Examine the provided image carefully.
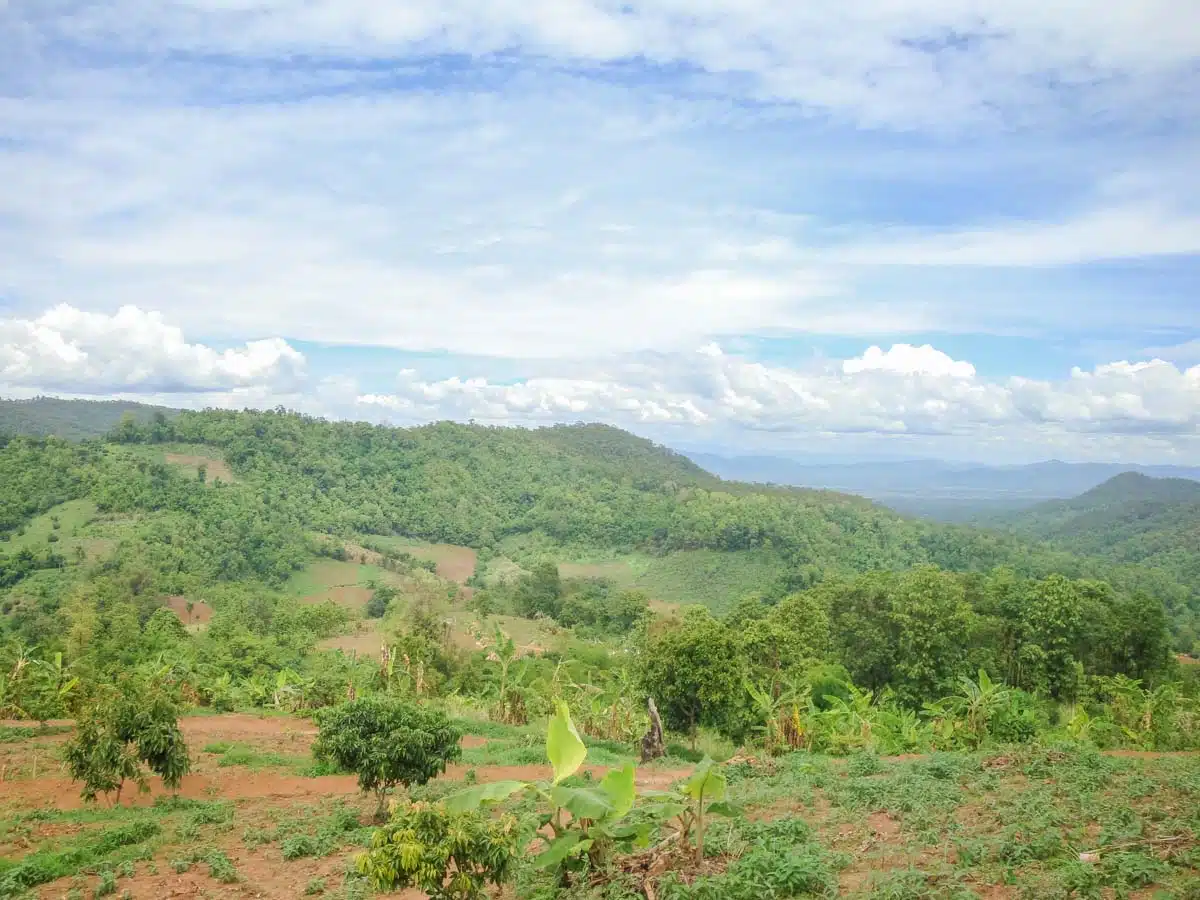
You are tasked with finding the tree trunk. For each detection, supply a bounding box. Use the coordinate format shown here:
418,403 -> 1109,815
640,697 -> 665,762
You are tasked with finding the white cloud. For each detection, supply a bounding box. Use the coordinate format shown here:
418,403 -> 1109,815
23,0 -> 1200,128
353,342 -> 1200,442
843,344 -> 976,378
829,206 -> 1200,267
0,305 -> 305,393
1011,359 -> 1200,434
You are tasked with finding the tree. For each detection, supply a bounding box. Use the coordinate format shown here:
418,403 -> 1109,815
638,607 -> 746,746
313,697 -> 462,819
888,566 -> 973,706
365,583 -> 397,619
1025,574 -> 1084,699
63,677 -> 191,804
512,562 -> 562,619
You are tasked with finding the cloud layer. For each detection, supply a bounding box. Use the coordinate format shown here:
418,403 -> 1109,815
360,342 -> 1200,439
1,2 -> 1198,462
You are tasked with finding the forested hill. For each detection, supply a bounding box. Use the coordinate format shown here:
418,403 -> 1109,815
124,410 -> 904,559
111,410 -> 1192,598
997,473 -> 1200,589
0,396 -> 176,441
1,406 -> 1198,655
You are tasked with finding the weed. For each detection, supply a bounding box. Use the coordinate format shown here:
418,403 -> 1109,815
305,877 -> 327,895
206,850 -> 239,884
0,820 -> 160,896
93,871 -> 117,898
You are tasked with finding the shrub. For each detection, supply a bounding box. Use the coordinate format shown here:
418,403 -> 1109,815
313,698 -> 461,818
357,802 -> 520,900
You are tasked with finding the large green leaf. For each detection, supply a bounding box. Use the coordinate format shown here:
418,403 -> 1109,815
444,780 -> 529,812
682,757 -> 726,803
533,832 -> 592,869
599,763 -> 636,820
546,700 -> 587,785
550,785 -> 614,821
641,799 -> 688,822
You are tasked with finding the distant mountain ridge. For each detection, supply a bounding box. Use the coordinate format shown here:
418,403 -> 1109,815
0,396 -> 178,441
686,452 -> 1200,520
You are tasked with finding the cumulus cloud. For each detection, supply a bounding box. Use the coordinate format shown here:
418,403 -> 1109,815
843,345 -> 976,378
0,305 -> 306,393
354,343 -> 1200,440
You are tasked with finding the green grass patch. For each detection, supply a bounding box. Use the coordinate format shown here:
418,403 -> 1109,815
1,499 -> 98,557
202,741 -> 315,774
632,549 -> 787,614
283,560 -> 389,597
0,724 -> 72,743
0,821 -> 160,898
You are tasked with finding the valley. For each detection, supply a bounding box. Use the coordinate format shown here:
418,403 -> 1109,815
1,405 -> 1199,899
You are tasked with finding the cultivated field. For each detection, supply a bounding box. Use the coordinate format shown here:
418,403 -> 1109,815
2,715 -> 1199,899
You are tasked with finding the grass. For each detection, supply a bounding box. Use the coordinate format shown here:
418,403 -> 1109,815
120,442 -> 236,484
283,560 -> 391,598
495,543 -> 789,614
632,549 -> 788,614
352,536 -> 477,582
242,801 -> 372,861
0,820 -> 160,898
0,499 -> 98,557
0,724 -> 72,743
3,720 -> 1199,898
201,741 -> 320,774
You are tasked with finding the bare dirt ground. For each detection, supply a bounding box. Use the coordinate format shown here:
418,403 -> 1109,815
166,595 -> 214,626
164,452 -> 236,484
2,713 -> 690,899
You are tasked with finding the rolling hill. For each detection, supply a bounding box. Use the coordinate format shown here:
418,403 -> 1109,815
998,472 -> 1200,596
0,396 -> 177,441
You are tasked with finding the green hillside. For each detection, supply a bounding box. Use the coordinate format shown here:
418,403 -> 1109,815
0,396 -> 177,441
1000,472 -> 1200,593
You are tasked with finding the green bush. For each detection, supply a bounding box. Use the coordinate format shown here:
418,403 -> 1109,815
357,801 -> 520,899
313,698 -> 462,819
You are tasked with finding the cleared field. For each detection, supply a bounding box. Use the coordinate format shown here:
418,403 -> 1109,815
283,560 -> 388,597
630,549 -> 787,613
164,452 -> 236,484
0,499 -> 97,557
362,537 -> 478,583
166,596 -> 214,628
555,549 -> 785,615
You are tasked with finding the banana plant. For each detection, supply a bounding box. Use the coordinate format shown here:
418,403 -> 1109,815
642,758 -> 740,863
745,677 -> 810,755
924,668 -> 1012,749
446,701 -> 642,882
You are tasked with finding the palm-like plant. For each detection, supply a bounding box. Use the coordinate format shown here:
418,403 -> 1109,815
745,677 -> 811,755
924,669 -> 1011,749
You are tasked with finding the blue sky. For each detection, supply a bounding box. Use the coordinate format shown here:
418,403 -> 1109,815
1,1 -> 1198,463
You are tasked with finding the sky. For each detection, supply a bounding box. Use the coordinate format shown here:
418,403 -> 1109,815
1,1 -> 1198,464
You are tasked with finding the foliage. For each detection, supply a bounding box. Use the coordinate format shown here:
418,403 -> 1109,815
446,701 -> 643,883
63,677 -> 190,803
357,801 -> 521,899
313,697 -> 462,817
644,758 -> 740,863
638,608 -> 747,744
